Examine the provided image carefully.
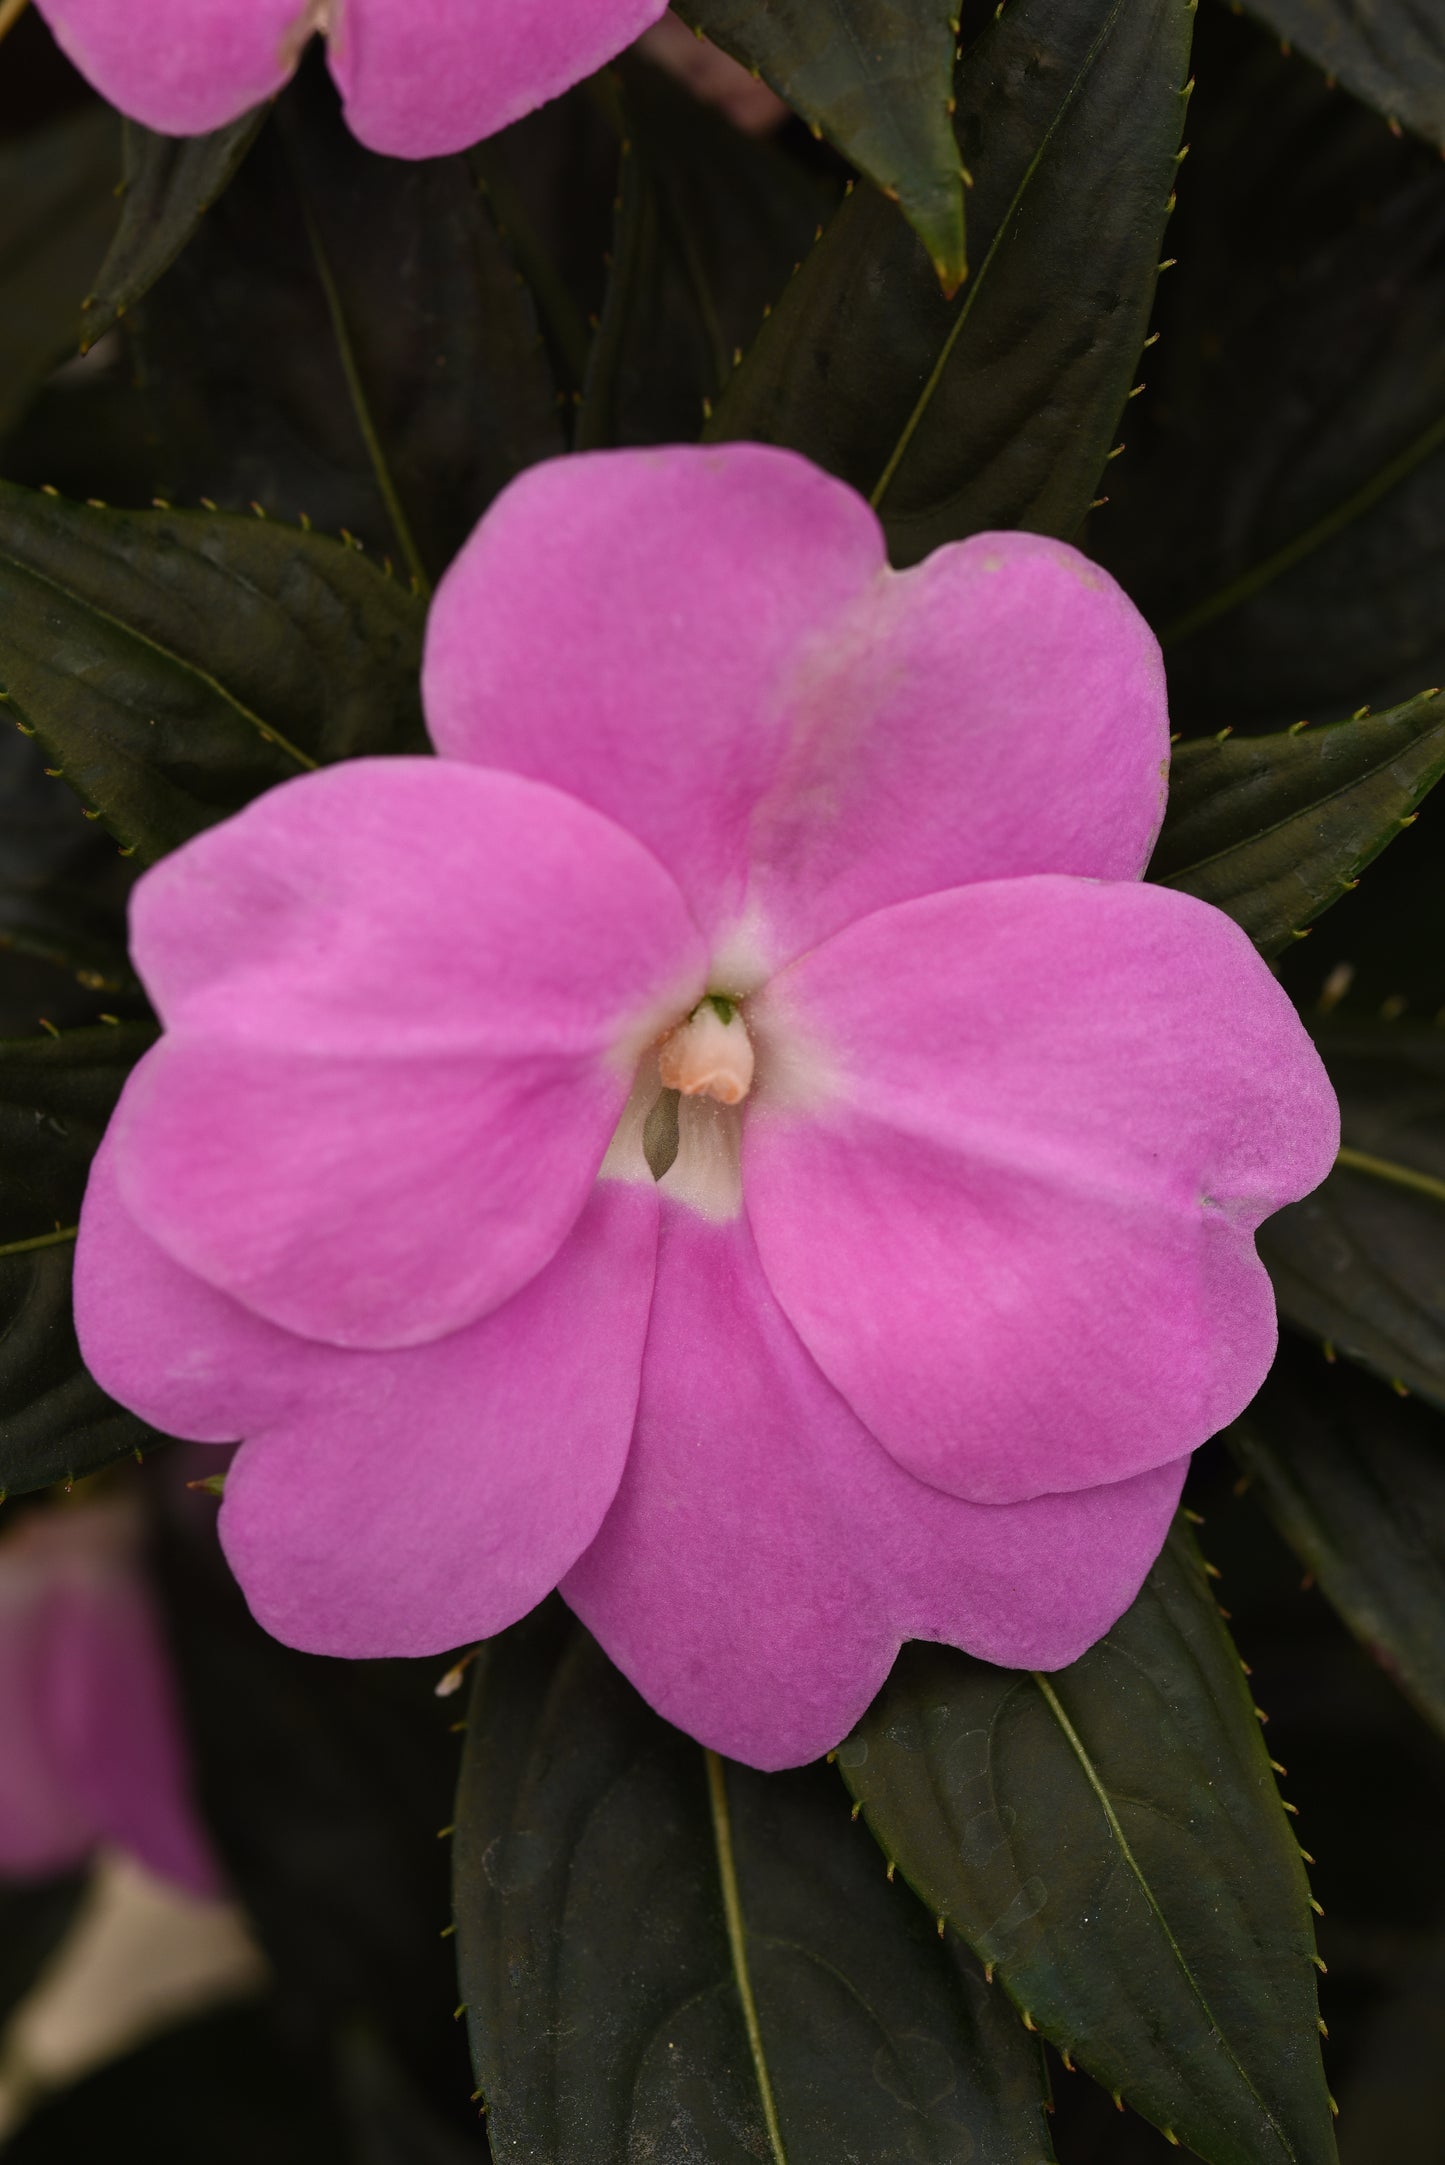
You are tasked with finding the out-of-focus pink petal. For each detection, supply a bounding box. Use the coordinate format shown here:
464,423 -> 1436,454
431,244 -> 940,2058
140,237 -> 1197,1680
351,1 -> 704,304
76,1145 -> 658,1658
747,876 -> 1339,1507
638,15 -> 790,135
330,0 -> 670,157
115,759 -> 702,1350
0,1506 -> 218,1895
424,448 -> 1168,966
563,1208 -> 1187,1771
34,0 -> 302,136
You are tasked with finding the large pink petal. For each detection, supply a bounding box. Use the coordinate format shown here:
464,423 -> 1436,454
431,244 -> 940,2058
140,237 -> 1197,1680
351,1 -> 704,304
76,1143 -> 657,1657
116,758 -> 702,1349
423,447 -> 1167,966
563,1208 -> 1187,1771
34,0 -> 303,135
330,0 -> 670,156
746,876 -> 1339,1507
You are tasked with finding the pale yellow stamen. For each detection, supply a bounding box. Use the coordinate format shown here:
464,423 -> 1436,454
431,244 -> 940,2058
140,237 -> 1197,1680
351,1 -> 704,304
658,1000 -> 754,1107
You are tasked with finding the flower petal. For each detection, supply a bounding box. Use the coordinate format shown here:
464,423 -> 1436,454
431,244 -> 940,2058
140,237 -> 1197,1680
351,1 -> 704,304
116,758 -> 703,1349
76,1142 -> 658,1657
329,0 -> 670,157
746,876 -> 1339,1506
424,446 -> 1168,966
563,1208 -> 1187,1771
34,0 -> 303,136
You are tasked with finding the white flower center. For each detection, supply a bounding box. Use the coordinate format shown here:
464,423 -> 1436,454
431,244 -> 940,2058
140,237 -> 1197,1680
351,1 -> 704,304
657,996 -> 754,1107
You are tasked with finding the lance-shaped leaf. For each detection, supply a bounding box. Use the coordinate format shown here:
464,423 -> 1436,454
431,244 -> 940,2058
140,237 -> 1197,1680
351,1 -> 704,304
708,0 -> 1192,562
1260,1022 -> 1445,1408
0,482 -> 427,862
676,0 -> 966,287
0,1023 -> 157,1497
0,109 -> 120,441
1149,689 -> 1445,956
1095,13 -> 1445,731
840,1524 -> 1335,2165
1241,0 -> 1445,151
454,1605 -> 1056,2164
80,110 -> 268,353
1230,1336 -> 1445,1743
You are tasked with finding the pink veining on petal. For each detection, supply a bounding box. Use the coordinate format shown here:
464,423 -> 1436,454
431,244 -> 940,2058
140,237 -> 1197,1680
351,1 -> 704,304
77,1142 -> 658,1658
113,758 -> 703,1351
564,1207 -> 1189,1770
424,446 -> 1170,968
745,874 -> 1339,1506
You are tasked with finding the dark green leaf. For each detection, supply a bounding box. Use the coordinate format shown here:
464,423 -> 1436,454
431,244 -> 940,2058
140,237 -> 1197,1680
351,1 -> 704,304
1094,11 -> 1445,730
0,1023 -> 157,1496
709,0 -> 1192,562
454,1605 -> 1056,2164
129,62 -> 561,583
1241,0 -> 1445,150
677,0 -> 966,286
841,1523 -> 1335,2165
1230,1335 -> 1445,1742
1149,689 -> 1445,956
80,109 -> 268,353
0,109 -> 120,440
578,57 -> 834,452
1260,1021 -> 1445,1408
0,482 -> 427,861
0,729 -> 134,1002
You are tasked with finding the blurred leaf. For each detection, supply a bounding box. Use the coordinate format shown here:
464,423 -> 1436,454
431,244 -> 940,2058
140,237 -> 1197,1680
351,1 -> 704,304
1094,10 -> 1445,729
578,57 -> 833,452
154,1504 -> 470,2109
709,0 -> 1192,563
0,482 -> 427,861
1260,1022 -> 1445,1407
0,1023 -> 156,1496
80,109 -> 268,352
677,0 -> 966,285
0,2000 -> 349,2165
1150,689 -> 1445,956
0,108 -> 120,439
0,1876 -> 85,2028
841,1523 -> 1336,2165
454,1604 -> 1056,2164
1242,0 -> 1445,150
0,728 -> 134,1001
1230,1336 -> 1445,1742
129,61 -> 561,581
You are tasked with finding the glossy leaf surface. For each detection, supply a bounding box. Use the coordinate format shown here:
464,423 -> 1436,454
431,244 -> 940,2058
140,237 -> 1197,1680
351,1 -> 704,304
0,1023 -> 155,1496
678,0 -> 966,286
1261,1022 -> 1445,1407
840,1525 -> 1336,2165
0,483 -> 426,862
1231,1335 -> 1445,1741
1242,0 -> 1445,150
710,0 -> 1192,562
1150,690 -> 1445,956
454,1606 -> 1055,2164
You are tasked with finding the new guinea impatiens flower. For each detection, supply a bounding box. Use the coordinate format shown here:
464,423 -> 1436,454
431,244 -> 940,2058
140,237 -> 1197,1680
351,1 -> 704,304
33,0 -> 668,154
74,444 -> 1339,1771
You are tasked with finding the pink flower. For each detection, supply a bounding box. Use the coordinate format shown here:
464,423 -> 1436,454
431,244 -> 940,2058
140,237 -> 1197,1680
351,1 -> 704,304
639,14 -> 789,136
33,0 -> 669,154
0,1501 -> 218,1894
74,444 -> 1338,1770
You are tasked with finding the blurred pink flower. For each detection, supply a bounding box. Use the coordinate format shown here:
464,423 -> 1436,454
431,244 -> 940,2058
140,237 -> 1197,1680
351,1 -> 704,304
0,1501 -> 218,1893
33,0 -> 668,153
74,444 -> 1337,1770
638,13 -> 788,135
